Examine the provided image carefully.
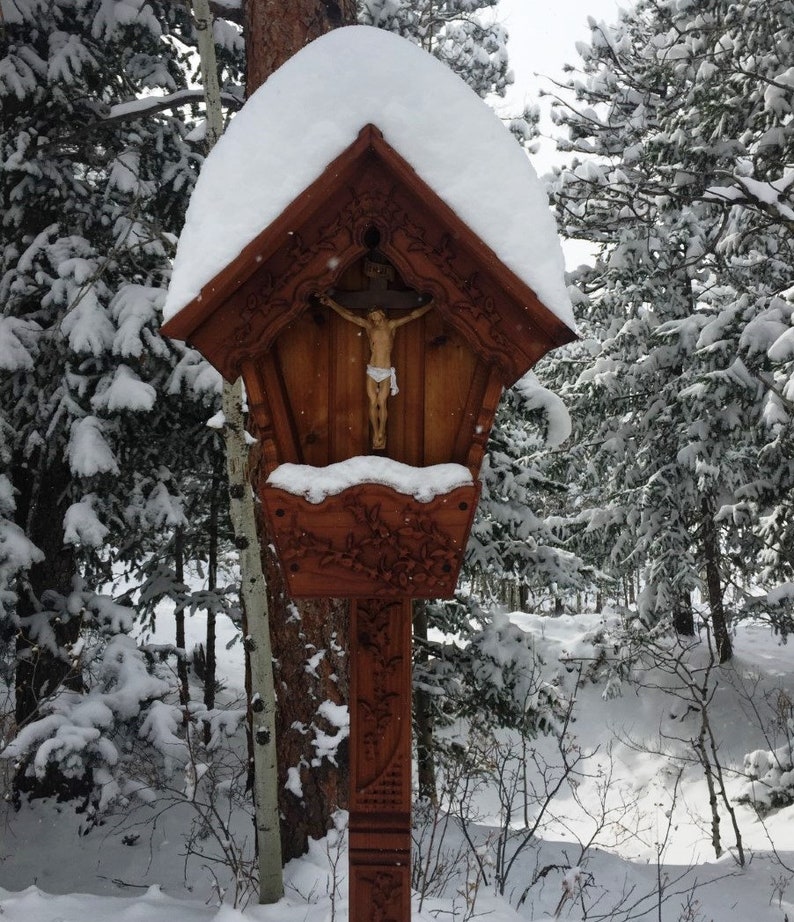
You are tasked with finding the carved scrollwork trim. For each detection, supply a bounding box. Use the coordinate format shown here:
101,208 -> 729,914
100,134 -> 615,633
213,161 -> 524,380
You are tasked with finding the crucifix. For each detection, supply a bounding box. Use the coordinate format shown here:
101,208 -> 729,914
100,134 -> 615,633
318,255 -> 433,450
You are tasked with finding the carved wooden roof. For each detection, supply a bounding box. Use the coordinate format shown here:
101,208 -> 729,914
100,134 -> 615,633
161,124 -> 576,387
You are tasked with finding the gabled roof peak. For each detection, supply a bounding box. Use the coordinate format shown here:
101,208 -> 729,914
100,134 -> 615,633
163,25 -> 575,332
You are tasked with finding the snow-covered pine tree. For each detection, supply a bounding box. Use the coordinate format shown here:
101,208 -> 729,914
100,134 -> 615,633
466,375 -> 587,610
360,0 -> 512,100
0,0 -> 242,801
545,0 -> 794,652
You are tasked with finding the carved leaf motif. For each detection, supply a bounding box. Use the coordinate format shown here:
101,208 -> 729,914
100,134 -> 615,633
263,479 -> 478,597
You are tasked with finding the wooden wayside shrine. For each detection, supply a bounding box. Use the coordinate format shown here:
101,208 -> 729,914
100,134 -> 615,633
162,120 -> 575,921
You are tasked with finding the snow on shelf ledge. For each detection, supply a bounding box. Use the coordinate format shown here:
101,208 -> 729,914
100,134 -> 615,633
266,457 -> 473,504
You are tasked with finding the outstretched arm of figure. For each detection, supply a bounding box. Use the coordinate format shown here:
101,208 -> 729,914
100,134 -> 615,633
318,292 -> 369,328
391,299 -> 434,329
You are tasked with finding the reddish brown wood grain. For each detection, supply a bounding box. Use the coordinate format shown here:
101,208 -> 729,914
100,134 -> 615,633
161,125 -> 576,489
239,292 -> 488,479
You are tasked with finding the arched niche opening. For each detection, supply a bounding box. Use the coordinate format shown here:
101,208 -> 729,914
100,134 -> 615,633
244,248 -> 493,475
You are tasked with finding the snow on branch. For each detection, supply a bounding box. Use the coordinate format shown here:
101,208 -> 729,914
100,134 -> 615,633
512,371 -> 572,447
103,88 -> 243,126
705,170 -> 794,226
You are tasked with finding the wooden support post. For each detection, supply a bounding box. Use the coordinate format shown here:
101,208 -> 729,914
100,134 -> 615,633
349,598 -> 413,922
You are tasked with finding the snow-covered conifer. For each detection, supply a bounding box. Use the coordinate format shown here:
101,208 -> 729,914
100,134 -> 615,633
361,0 -> 512,100
467,379 -> 587,611
546,0 -> 794,648
0,0 -> 241,799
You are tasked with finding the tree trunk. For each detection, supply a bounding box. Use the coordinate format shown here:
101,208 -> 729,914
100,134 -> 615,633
244,0 -> 357,93
221,379 -> 284,900
189,0 -> 284,901
413,601 -> 437,804
244,0 -> 356,863
173,528 -> 191,723
202,470 -> 220,744
672,591 -> 694,637
263,538 -> 350,861
13,454 -> 80,729
701,495 -> 732,662
12,452 -> 86,802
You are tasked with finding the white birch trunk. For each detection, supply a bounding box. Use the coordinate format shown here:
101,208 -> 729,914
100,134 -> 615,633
189,0 -> 284,902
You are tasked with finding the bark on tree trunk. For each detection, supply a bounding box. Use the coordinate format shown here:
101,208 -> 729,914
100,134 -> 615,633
701,495 -> 732,663
173,528 -> 191,724
244,0 -> 357,93
202,469 -> 220,744
12,453 -> 86,802
244,0 -> 356,863
264,539 -> 350,862
221,379 -> 284,900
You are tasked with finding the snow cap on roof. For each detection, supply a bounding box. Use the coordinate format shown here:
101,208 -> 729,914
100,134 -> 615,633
163,25 -> 575,330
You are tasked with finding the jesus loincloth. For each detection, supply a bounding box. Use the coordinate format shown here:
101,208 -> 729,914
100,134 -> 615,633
367,365 -> 399,396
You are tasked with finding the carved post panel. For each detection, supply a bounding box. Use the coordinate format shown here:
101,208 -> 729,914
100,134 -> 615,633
348,599 -> 413,920
161,26 -> 575,922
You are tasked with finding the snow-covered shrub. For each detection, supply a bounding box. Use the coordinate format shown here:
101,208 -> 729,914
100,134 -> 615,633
420,597 -> 566,737
459,611 -> 564,734
738,693 -> 794,813
465,380 -> 588,612
558,611 -> 640,697
738,742 -> 794,813
2,583 -> 244,821
423,657 -> 588,906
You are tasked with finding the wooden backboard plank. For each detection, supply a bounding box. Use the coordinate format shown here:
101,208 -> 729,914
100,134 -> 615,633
275,307 -> 332,467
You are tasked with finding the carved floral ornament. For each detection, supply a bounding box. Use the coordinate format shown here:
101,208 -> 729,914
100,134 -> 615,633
223,184 -> 511,376
261,481 -> 480,599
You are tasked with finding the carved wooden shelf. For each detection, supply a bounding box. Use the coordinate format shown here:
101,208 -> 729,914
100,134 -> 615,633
261,480 -> 481,599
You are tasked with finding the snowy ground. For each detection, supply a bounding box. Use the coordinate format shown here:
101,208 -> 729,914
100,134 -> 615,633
2,610 -> 793,922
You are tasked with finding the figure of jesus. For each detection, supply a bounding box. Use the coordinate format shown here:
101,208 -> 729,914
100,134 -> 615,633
318,293 -> 433,450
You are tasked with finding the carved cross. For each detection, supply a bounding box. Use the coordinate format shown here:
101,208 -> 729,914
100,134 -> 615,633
328,254 -> 430,312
